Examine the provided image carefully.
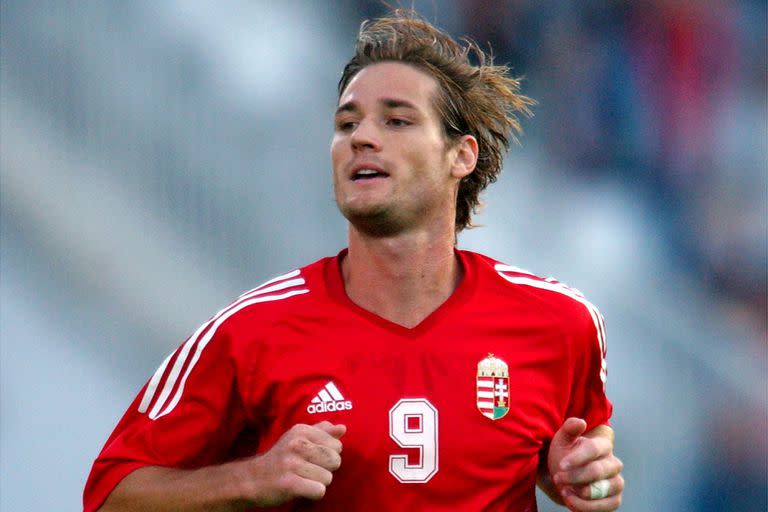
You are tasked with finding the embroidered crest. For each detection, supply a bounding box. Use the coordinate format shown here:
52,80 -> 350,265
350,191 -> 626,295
476,354 -> 510,420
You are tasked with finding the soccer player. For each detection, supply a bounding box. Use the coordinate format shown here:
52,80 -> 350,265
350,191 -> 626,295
85,10 -> 624,512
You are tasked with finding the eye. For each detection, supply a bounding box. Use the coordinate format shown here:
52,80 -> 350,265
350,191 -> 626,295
336,120 -> 357,132
387,118 -> 412,128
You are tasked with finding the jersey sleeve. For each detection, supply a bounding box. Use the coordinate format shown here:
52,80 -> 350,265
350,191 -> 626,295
564,303 -> 612,430
83,319 -> 248,512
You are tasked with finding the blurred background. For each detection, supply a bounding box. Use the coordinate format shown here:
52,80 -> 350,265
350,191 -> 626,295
1,1 -> 766,510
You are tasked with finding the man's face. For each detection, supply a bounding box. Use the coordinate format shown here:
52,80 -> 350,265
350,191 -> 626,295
331,62 -> 459,236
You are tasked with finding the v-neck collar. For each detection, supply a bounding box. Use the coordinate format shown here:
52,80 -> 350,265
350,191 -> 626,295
324,248 -> 477,338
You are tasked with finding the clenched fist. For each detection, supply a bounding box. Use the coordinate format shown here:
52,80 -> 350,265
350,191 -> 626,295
242,421 -> 347,507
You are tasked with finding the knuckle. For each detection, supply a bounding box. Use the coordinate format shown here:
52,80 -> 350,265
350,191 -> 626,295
288,437 -> 310,454
577,466 -> 598,484
586,438 -> 601,454
598,458 -> 613,477
283,454 -> 302,473
277,473 -> 299,495
329,453 -> 342,470
303,480 -> 327,501
290,423 -> 311,435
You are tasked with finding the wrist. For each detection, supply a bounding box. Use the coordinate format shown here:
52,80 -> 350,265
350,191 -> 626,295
225,458 -> 262,509
537,444 -> 565,506
536,467 -> 565,505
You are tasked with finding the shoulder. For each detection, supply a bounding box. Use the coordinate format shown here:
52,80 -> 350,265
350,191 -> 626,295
135,258 -> 335,420
211,256 -> 334,338
463,249 -> 605,331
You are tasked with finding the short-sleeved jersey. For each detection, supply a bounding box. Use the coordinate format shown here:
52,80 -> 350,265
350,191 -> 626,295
84,249 -> 611,512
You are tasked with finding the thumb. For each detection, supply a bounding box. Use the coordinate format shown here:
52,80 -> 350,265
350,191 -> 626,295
315,421 -> 347,439
552,417 -> 587,448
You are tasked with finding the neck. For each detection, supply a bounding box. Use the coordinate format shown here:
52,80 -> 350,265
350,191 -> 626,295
341,223 -> 462,328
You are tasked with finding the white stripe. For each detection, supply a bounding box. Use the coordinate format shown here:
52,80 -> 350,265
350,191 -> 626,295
151,288 -> 309,419
494,263 -> 535,276
145,319 -> 214,417
477,381 -> 495,389
598,311 -> 607,354
477,391 -> 495,399
237,269 -> 301,299
325,382 -> 345,401
138,351 -> 174,413
236,278 -> 305,304
477,400 -> 494,408
318,389 -> 333,402
546,277 -> 585,298
496,273 -> 607,377
141,278 -> 305,417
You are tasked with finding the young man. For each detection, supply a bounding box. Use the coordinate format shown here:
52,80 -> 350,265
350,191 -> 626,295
85,11 -> 624,512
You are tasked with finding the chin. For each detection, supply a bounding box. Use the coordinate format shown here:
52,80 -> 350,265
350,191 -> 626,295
341,206 -> 406,238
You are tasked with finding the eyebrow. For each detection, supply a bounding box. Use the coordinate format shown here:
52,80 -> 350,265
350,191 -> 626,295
335,98 -> 420,116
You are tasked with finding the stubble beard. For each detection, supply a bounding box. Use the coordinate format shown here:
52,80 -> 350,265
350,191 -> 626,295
333,176 -> 448,238
337,200 -> 409,238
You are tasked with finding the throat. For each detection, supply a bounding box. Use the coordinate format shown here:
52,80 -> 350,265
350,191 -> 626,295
341,246 -> 463,328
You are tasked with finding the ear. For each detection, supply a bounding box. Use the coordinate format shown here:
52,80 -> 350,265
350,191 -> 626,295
450,135 -> 478,180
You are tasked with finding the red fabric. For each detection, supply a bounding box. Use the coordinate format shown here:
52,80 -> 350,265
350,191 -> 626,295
84,250 -> 612,512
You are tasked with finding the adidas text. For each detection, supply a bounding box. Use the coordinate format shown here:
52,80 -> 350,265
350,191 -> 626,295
307,400 -> 353,414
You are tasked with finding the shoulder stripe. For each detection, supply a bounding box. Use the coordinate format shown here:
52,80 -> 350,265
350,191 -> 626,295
495,267 -> 607,384
236,269 -> 301,299
138,271 -> 308,419
494,263 -> 536,276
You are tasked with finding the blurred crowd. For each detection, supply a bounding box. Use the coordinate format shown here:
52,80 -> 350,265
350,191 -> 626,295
360,0 -> 767,346
464,0 -> 767,344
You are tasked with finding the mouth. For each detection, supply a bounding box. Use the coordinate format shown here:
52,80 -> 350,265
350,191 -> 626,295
351,168 -> 389,181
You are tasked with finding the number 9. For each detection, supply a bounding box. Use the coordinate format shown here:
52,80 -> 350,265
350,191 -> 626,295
389,398 -> 439,483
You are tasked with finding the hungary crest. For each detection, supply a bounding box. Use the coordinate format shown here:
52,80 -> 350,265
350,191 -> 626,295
476,354 -> 510,420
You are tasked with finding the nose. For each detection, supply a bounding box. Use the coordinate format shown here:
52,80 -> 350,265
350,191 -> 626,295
350,119 -> 381,152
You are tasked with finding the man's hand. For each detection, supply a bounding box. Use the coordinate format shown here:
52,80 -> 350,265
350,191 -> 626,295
242,421 -> 346,507
97,421 -> 346,512
545,418 -> 624,511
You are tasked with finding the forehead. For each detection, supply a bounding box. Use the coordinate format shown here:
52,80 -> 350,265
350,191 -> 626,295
338,62 -> 440,111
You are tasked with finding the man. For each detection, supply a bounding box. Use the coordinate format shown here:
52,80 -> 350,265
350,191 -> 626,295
85,11 -> 624,512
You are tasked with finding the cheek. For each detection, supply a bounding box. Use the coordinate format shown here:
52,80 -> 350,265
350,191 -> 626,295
330,138 -> 346,171
407,140 -> 449,179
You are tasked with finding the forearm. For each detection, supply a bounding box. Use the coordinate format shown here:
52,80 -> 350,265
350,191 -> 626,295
98,462 -> 254,512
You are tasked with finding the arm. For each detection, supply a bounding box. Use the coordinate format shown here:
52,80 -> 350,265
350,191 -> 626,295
99,422 -> 346,512
537,418 -> 624,512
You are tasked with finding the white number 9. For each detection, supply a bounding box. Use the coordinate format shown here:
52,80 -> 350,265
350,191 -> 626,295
388,398 -> 439,483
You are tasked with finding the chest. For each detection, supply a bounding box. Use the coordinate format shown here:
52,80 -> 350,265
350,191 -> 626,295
244,314 -> 570,492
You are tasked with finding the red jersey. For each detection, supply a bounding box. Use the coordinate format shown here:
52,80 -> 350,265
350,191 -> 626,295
84,249 -> 611,512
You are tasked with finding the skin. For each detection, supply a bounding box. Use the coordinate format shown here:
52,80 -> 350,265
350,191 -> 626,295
542,419 -> 625,511
99,422 -> 346,511
98,61 -> 624,511
331,62 -> 477,329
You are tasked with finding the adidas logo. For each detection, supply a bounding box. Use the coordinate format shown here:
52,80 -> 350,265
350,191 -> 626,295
307,381 -> 353,414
